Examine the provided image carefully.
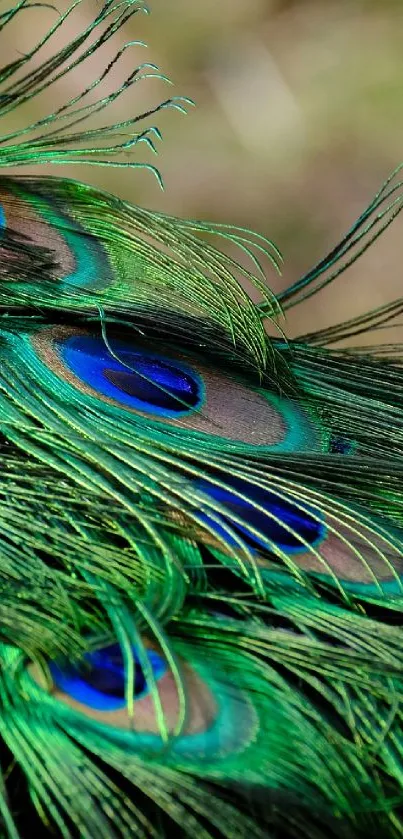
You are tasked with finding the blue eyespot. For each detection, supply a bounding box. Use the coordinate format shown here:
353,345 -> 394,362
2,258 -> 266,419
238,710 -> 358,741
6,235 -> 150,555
196,476 -> 325,553
0,205 -> 5,230
49,644 -> 167,711
60,335 -> 204,416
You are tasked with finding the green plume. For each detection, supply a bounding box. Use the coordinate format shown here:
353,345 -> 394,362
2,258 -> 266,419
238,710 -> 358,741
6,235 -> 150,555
0,2 -> 403,839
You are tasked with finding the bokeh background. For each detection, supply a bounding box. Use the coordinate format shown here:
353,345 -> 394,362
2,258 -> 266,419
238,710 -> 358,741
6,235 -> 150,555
3,0 -> 403,337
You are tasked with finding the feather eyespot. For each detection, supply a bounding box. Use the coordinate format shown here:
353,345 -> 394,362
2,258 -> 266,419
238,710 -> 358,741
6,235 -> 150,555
60,334 -> 204,417
196,477 -> 325,554
27,639 -> 261,772
48,644 -> 167,712
31,326 -> 326,451
0,180 -> 111,289
195,478 -> 403,594
29,641 -> 226,741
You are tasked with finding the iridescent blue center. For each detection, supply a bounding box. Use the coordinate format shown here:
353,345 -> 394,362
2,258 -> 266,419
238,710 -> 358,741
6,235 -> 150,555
196,475 -> 325,553
50,644 -> 166,711
0,205 -> 5,230
60,335 -> 203,416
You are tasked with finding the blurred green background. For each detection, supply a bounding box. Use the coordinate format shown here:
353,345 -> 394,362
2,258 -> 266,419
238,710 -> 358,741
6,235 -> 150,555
3,0 -> 403,336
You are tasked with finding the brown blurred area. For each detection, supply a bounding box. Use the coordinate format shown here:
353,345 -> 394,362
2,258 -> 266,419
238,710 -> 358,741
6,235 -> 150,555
3,0 -> 403,338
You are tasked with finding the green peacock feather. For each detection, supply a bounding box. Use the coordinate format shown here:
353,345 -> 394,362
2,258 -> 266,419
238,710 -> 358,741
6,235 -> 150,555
0,2 -> 403,838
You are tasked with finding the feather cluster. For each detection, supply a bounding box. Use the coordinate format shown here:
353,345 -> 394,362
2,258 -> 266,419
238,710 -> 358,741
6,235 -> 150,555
0,3 -> 403,839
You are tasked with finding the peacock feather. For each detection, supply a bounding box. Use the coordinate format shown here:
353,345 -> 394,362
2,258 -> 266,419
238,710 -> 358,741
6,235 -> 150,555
1,2 -> 403,838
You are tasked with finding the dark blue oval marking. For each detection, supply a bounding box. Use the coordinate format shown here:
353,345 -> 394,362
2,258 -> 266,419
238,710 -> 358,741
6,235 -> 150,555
50,644 -> 167,711
196,476 -> 325,553
329,436 -> 354,455
60,335 -> 204,417
0,205 -> 6,230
